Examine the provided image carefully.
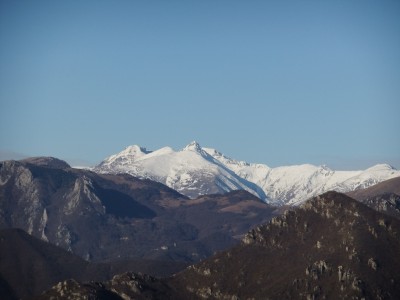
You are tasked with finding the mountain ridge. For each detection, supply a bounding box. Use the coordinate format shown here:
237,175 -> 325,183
95,142 -> 400,205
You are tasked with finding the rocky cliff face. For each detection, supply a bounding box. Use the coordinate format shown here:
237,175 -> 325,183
0,159 -> 157,260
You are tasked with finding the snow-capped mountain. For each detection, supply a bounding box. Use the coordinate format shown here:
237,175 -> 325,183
95,142 -> 267,200
95,142 -> 400,205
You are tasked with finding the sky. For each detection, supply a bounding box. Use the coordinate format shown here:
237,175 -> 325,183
0,0 -> 399,169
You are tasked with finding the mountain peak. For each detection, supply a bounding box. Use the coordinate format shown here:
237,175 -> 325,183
182,141 -> 203,152
96,145 -> 151,169
116,145 -> 151,159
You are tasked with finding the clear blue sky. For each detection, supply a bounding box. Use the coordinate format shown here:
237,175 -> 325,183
1,0 -> 399,169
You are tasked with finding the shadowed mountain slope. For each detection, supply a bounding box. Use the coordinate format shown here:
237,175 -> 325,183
37,192 -> 400,299
0,228 -> 91,299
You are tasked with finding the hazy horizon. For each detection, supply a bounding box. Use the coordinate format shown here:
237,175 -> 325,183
1,142 -> 399,171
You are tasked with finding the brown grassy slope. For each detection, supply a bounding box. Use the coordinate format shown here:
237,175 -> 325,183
347,176 -> 400,200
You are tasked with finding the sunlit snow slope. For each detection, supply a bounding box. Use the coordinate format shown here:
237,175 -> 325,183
95,142 -> 400,205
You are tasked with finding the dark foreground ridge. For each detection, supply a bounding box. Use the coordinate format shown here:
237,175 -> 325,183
0,228 -> 186,300
36,191 -> 400,299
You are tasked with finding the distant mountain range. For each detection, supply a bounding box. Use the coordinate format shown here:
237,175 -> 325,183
95,141 -> 400,205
